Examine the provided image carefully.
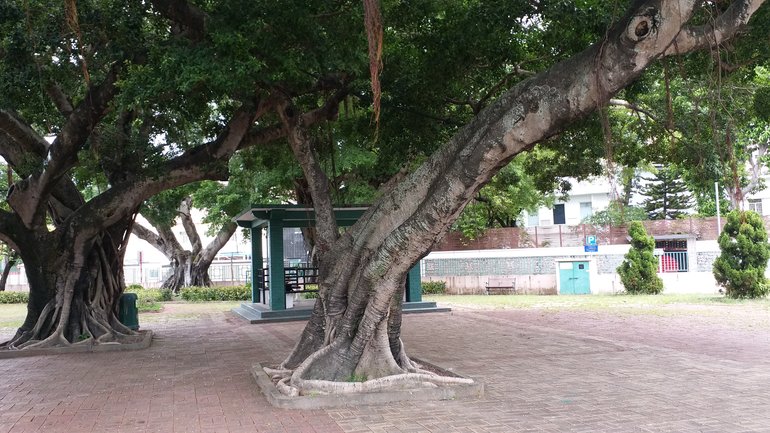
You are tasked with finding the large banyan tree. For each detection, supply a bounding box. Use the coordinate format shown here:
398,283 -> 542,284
1,0 -> 767,392
0,0 -> 353,347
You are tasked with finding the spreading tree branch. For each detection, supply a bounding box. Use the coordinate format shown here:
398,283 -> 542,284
132,222 -> 184,259
46,84 -> 74,117
339,0 -> 769,290
0,110 -> 49,168
6,64 -> 121,229
196,221 -> 238,268
277,95 -> 340,254
664,0 -> 764,56
608,98 -> 660,121
149,0 -> 207,41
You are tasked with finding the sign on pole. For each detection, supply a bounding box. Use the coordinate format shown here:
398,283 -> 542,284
584,234 -> 598,252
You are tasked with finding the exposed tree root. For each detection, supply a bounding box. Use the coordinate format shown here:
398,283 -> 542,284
1,297 -> 139,350
268,331 -> 473,396
268,366 -> 473,396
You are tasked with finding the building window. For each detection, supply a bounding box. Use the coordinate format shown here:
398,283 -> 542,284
553,204 -> 566,225
147,268 -> 159,281
749,199 -> 763,215
655,239 -> 688,273
527,213 -> 539,227
580,201 -> 593,220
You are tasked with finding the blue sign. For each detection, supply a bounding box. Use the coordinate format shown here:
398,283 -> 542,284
584,245 -> 598,253
586,235 -> 597,246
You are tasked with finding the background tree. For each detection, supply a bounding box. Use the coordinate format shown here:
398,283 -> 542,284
0,245 -> 17,292
452,157 -> 555,239
713,210 -> 770,298
617,222 -> 664,295
133,186 -> 238,291
584,201 -> 647,226
641,166 -> 693,219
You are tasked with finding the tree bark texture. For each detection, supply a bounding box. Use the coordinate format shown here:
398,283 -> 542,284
271,0 -> 767,394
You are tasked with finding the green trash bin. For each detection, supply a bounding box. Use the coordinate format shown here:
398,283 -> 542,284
119,293 -> 140,330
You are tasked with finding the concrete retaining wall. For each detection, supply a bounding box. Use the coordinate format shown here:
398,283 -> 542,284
421,240 -> 725,295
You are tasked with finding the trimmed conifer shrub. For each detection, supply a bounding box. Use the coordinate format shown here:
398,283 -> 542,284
617,221 -> 664,294
713,210 -> 770,299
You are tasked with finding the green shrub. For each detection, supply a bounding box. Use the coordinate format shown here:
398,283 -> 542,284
179,285 -> 250,302
422,281 -> 447,295
301,284 -> 319,299
617,221 -> 664,295
0,291 -> 29,304
124,288 -> 173,312
713,210 -> 770,299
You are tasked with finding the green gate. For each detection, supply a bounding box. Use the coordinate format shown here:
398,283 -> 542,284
559,261 -> 591,295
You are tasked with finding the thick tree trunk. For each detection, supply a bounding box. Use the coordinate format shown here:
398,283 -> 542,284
160,252 -> 213,291
2,219 -> 139,349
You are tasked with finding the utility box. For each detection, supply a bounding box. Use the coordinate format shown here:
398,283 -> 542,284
119,293 -> 140,330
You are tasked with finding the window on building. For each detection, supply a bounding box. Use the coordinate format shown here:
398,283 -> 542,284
553,204 -> 566,225
580,201 -> 593,220
147,268 -> 159,281
655,238 -> 689,273
527,213 -> 539,227
749,199 -> 763,215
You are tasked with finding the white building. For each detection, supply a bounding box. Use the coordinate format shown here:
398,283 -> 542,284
524,177 -> 613,227
743,175 -> 770,216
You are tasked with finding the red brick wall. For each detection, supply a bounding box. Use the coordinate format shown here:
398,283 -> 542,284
433,216 -> 748,251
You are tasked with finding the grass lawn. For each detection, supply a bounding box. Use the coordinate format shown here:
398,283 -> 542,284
0,300 -> 243,335
0,303 -> 27,333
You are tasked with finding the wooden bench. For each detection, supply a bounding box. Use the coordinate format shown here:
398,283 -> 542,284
485,277 -> 516,295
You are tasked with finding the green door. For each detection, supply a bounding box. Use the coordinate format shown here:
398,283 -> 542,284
559,261 -> 591,295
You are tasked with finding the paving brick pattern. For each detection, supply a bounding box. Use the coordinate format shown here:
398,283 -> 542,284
2,307 -> 770,432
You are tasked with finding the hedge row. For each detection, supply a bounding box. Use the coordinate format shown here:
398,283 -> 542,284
180,285 -> 250,301
0,291 -> 29,304
123,288 -> 172,312
126,287 -> 174,302
421,281 -> 447,295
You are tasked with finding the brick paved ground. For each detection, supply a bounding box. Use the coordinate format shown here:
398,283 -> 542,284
2,305 -> 770,432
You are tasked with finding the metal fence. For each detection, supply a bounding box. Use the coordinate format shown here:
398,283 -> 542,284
657,251 -> 688,273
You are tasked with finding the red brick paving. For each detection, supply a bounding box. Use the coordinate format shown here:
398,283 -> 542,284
2,306 -> 770,432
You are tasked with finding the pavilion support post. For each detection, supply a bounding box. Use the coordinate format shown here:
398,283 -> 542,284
250,226 -> 264,303
268,210 -> 286,310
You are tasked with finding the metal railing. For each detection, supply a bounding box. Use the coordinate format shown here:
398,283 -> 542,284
254,266 -> 320,303
657,251 -> 688,273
